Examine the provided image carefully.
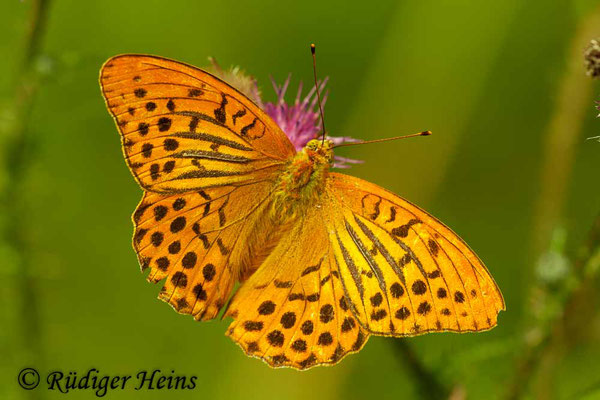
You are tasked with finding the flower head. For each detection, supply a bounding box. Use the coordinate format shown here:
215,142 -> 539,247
585,39 -> 600,78
206,59 -> 363,168
263,76 -> 363,168
263,76 -> 327,150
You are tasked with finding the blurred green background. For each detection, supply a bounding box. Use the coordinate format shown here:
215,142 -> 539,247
2,0 -> 600,399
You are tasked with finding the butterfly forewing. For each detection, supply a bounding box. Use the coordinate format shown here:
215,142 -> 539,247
325,173 -> 505,335
100,55 -> 295,193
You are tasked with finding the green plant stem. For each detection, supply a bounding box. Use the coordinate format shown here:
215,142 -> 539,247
505,213 -> 600,400
531,3 -> 600,260
3,1 -> 52,399
393,340 -> 451,400
506,4 -> 600,398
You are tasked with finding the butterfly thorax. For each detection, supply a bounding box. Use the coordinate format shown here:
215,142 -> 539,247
270,139 -> 333,221
235,140 -> 333,281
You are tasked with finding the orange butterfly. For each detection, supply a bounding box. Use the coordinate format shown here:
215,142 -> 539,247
99,54 -> 504,370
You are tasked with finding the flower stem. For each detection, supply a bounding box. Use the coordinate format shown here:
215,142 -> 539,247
504,6 -> 600,398
393,340 -> 451,400
531,3 -> 600,256
3,1 -> 52,398
505,213 -> 600,400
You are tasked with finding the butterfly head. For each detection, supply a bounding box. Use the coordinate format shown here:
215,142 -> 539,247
304,139 -> 334,165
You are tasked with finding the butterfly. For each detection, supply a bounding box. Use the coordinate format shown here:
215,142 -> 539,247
99,54 -> 505,370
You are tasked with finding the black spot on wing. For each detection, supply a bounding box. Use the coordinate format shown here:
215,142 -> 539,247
386,207 -> 397,223
232,109 -> 246,125
391,218 -> 421,238
167,99 -> 176,111
158,117 -> 172,132
240,118 -> 257,137
301,258 -> 323,276
214,94 -> 227,124
188,88 -> 203,97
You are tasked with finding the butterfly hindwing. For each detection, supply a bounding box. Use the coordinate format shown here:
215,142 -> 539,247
133,181 -> 274,320
325,173 -> 505,335
224,209 -> 369,370
100,54 -> 295,193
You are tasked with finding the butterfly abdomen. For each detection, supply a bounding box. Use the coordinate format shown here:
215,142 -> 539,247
230,145 -> 331,283
235,208 -> 295,282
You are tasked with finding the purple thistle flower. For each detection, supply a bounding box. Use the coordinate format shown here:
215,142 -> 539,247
207,59 -> 363,168
263,76 -> 363,168
263,75 -> 327,150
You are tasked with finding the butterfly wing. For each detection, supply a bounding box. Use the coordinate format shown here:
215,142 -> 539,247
100,54 -> 295,193
325,172 -> 505,335
224,208 -> 369,370
100,55 -> 297,319
133,182 -> 275,320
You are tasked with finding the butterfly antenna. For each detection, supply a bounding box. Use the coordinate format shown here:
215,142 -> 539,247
333,131 -> 432,148
311,44 -> 327,144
